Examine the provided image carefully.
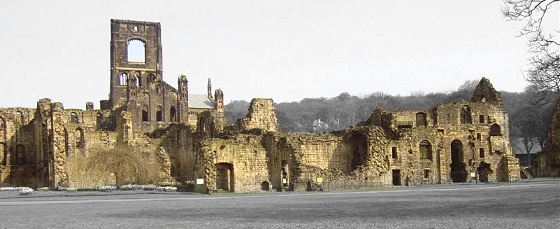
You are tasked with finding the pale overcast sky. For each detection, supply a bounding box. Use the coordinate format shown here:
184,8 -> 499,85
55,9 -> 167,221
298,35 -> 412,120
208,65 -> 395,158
0,0 -> 552,109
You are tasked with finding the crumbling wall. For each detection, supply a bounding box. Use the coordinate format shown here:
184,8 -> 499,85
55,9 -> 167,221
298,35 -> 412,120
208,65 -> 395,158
241,98 -> 279,132
197,135 -> 270,193
267,126 -> 392,192
65,131 -> 118,189
531,98 -> 560,177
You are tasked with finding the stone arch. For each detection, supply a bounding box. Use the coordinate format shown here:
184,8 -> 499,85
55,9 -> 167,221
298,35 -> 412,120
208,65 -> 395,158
349,133 -> 368,171
216,163 -> 234,192
419,140 -> 432,160
416,112 -> 427,127
127,39 -> 146,62
490,124 -> 501,136
261,181 -> 270,191
15,111 -> 24,124
450,140 -> 467,182
70,112 -> 79,124
119,72 -> 128,86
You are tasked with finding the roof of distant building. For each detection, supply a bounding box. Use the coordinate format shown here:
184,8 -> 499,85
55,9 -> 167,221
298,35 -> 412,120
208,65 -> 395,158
189,94 -> 215,109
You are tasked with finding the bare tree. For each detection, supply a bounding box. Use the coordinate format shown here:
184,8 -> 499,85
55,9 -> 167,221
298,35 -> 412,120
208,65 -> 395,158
87,145 -> 163,187
503,0 -> 560,100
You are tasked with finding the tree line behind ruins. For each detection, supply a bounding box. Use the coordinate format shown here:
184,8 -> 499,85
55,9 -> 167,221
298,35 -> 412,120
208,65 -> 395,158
225,80 -> 558,157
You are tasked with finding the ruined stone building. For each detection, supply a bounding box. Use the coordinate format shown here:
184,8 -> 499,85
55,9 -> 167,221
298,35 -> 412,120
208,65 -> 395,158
531,98 -> 560,177
0,19 -> 520,193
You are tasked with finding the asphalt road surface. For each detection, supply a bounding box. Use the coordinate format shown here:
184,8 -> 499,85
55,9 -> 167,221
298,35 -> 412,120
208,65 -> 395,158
1,181 -> 558,228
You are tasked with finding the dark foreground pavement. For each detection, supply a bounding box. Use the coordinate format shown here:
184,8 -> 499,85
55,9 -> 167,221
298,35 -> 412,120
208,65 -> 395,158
0,181 -> 558,228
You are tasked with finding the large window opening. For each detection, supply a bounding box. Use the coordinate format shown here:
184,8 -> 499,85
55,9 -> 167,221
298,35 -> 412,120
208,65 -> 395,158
416,112 -> 427,127
127,39 -> 146,63
460,105 -> 472,124
490,124 -> 501,136
156,106 -> 163,122
419,140 -> 432,160
70,112 -> 79,124
391,147 -> 398,159
142,106 -> 149,122
119,73 -> 128,86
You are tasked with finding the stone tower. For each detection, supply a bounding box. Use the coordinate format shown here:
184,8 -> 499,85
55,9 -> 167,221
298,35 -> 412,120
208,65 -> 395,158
207,78 -> 214,100
109,19 -> 163,109
178,75 -> 189,124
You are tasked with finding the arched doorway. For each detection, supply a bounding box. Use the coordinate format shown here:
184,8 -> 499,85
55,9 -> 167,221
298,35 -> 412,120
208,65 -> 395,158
261,181 -> 270,191
349,134 -> 368,171
477,162 -> 492,183
450,140 -> 467,182
490,124 -> 501,136
216,163 -> 234,192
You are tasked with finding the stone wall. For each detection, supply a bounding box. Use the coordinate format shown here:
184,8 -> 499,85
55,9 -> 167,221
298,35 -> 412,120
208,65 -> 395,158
241,99 -> 279,132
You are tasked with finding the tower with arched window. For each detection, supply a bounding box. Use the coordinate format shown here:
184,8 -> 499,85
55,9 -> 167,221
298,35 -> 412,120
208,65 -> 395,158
109,19 -> 163,110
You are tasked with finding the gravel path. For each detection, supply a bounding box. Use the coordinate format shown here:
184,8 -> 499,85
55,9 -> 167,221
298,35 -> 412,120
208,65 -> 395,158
1,181 -> 558,228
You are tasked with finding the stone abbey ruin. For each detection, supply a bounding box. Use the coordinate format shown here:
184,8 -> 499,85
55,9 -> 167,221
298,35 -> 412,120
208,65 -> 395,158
3,19 -> 545,193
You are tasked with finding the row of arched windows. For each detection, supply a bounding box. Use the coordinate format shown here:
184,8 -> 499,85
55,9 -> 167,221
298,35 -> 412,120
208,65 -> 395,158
142,106 -> 177,122
118,72 -> 160,88
0,143 -> 26,166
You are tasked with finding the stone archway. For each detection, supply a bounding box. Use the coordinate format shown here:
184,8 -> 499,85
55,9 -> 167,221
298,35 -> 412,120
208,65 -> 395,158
261,181 -> 270,191
216,163 -> 234,192
349,134 -> 368,171
450,140 -> 467,182
477,162 -> 492,183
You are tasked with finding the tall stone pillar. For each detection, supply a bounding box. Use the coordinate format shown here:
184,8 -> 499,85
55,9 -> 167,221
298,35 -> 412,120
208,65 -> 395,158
117,111 -> 133,145
51,102 -> 68,188
178,75 -> 189,124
